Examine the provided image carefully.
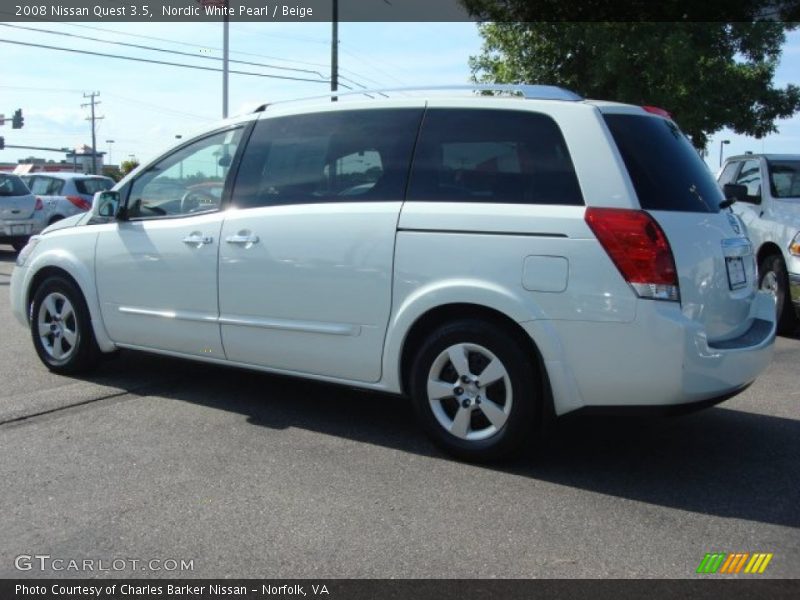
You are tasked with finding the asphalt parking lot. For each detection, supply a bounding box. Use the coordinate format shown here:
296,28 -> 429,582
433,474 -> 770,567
0,246 -> 798,579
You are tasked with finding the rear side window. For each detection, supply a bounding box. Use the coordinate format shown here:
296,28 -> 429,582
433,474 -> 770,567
604,114 -> 722,213
0,174 -> 30,197
767,159 -> 800,198
408,109 -> 583,205
75,178 -> 113,195
233,108 -> 424,208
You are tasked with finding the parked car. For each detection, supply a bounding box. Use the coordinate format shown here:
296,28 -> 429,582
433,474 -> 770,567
20,173 -> 114,226
10,85 -> 776,461
718,154 -> 800,334
0,173 -> 45,252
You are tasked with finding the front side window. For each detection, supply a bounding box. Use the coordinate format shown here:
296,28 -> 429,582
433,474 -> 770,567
718,161 -> 741,185
767,159 -> 800,198
735,159 -> 762,201
232,108 -> 424,208
127,127 -> 243,219
407,109 -> 583,206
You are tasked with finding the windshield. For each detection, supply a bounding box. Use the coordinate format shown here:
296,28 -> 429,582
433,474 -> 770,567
0,174 -> 30,197
767,160 -> 800,198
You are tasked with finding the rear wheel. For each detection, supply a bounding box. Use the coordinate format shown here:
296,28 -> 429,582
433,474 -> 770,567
30,276 -> 101,374
759,254 -> 798,335
409,319 -> 540,462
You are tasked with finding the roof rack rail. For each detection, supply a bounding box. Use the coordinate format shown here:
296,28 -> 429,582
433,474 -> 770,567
253,84 -> 583,112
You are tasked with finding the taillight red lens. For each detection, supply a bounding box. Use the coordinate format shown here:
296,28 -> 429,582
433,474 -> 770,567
585,207 -> 679,301
66,195 -> 91,211
34,197 -> 43,211
642,105 -> 672,119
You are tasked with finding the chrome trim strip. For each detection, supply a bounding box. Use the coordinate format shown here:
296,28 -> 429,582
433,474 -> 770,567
721,237 -> 753,257
118,306 -> 360,336
219,315 -> 360,337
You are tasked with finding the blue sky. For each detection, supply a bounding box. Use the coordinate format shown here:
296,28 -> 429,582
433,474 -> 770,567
1,21 -> 798,170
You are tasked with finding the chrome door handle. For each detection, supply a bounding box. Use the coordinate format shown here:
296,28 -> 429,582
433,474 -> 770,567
182,233 -> 214,247
225,233 -> 260,245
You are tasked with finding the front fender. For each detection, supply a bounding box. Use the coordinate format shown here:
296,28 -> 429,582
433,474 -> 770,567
21,230 -> 116,353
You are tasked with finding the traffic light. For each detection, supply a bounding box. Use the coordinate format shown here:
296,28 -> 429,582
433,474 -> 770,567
12,109 -> 23,129
0,136 -> 4,150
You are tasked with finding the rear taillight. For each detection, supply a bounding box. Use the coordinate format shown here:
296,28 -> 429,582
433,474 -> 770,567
585,207 -> 679,302
66,195 -> 91,211
34,197 -> 43,211
642,105 -> 672,119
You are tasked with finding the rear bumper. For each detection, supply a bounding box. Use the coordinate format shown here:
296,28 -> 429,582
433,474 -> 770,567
0,219 -> 37,240
523,291 -> 776,415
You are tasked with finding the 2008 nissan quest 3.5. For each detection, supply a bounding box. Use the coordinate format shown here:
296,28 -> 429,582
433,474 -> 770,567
10,85 -> 777,460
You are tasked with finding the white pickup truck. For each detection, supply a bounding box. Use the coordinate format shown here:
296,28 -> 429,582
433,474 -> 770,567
718,154 -> 800,334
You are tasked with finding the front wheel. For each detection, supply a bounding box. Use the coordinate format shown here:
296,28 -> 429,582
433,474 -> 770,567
759,254 -> 798,335
30,276 -> 101,374
409,319 -> 540,462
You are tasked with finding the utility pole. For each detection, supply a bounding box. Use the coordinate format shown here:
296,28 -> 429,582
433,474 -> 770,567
331,0 -> 338,102
223,9 -> 229,118
82,92 -> 104,174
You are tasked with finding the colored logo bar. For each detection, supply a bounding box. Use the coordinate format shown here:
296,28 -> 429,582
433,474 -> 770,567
697,553 -> 773,574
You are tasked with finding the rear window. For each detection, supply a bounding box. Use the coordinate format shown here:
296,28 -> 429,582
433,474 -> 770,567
0,174 -> 30,197
74,178 -> 113,195
767,160 -> 800,198
604,114 -> 722,213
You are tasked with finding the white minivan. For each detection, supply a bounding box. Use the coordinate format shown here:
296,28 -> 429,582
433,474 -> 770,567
10,85 -> 776,460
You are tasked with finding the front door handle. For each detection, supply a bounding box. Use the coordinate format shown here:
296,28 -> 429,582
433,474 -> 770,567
182,233 -> 214,248
225,232 -> 260,247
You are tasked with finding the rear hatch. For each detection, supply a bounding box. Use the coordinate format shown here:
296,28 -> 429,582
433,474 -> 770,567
601,110 -> 757,342
0,174 -> 36,220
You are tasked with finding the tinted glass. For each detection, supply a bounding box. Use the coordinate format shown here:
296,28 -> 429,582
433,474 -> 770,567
735,159 -> 762,200
767,160 -> 800,198
0,174 -> 30,197
233,108 -> 424,208
75,178 -> 113,195
718,161 -> 740,185
604,114 -> 722,213
407,109 -> 583,206
128,127 -> 243,219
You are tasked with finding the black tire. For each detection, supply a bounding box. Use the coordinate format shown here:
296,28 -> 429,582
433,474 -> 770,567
759,254 -> 798,335
11,238 -> 28,253
30,276 -> 101,374
409,319 -> 540,462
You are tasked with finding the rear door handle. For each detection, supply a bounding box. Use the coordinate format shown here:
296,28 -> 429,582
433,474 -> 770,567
182,233 -> 214,247
225,232 -> 260,246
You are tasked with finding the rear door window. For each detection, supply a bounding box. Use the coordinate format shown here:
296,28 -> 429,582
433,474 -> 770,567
233,108 -> 424,208
604,114 -> 722,213
767,159 -> 800,198
407,109 -> 583,205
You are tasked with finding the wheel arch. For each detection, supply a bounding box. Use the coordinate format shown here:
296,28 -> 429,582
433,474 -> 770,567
25,258 -> 115,353
395,302 -> 554,423
757,241 -> 785,267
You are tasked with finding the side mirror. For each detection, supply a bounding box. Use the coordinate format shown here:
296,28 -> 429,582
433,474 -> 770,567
93,190 -> 122,219
723,183 -> 749,203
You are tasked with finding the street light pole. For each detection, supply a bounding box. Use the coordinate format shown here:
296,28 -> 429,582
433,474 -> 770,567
719,139 -> 731,168
331,0 -> 338,102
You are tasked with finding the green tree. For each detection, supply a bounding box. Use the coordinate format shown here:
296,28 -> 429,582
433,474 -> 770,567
102,165 -> 123,182
120,159 -> 140,176
464,17 -> 800,149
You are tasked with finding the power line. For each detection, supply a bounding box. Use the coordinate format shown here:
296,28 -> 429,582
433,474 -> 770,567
0,23 -> 330,80
0,39 -> 333,84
